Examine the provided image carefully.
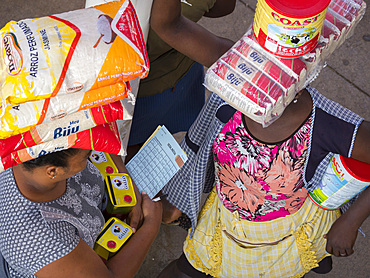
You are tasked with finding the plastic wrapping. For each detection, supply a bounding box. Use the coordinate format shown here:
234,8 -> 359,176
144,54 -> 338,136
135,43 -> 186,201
204,28 -> 305,125
0,82 -> 131,138
302,0 -> 366,86
0,122 -> 125,172
0,0 -> 148,106
204,0 -> 366,127
0,101 -> 127,159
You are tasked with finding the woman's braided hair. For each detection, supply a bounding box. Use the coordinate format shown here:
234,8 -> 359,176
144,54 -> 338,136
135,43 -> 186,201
21,148 -> 82,171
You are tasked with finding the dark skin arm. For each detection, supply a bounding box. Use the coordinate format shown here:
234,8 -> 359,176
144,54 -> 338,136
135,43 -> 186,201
244,95 -> 370,257
35,191 -> 162,278
150,0 -> 236,67
325,120 -> 370,257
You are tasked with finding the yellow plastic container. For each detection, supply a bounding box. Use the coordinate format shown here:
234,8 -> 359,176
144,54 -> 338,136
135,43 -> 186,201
105,173 -> 137,214
89,151 -> 119,177
94,217 -> 133,260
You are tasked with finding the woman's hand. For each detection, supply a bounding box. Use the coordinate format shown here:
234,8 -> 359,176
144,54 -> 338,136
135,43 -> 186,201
325,186 -> 370,257
141,191 -> 162,230
126,184 -> 143,233
324,215 -> 358,257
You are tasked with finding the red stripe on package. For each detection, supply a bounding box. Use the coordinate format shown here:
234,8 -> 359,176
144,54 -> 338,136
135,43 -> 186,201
0,122 -> 124,172
0,101 -> 125,158
1,0 -> 148,106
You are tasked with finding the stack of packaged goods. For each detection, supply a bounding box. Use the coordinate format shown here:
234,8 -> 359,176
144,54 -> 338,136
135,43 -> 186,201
0,0 -> 149,171
204,0 -> 366,127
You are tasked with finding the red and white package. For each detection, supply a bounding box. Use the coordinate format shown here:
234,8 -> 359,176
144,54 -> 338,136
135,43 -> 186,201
0,122 -> 125,172
204,29 -> 306,126
302,0 -> 365,85
0,82 -> 130,139
204,0 -> 365,126
329,0 -> 364,21
0,101 -> 127,158
303,19 -> 341,64
0,0 -> 148,106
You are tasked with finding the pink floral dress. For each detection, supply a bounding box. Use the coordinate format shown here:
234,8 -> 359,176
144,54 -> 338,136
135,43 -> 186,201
213,111 -> 311,221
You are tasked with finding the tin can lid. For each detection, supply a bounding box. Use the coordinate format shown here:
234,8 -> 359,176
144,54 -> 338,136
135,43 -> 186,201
105,166 -> 114,174
107,240 -> 117,249
124,195 -> 133,203
340,155 -> 370,182
265,0 -> 331,18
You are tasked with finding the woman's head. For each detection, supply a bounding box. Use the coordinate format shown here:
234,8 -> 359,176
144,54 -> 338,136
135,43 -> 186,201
21,148 -> 92,181
22,148 -> 82,171
13,149 -> 92,202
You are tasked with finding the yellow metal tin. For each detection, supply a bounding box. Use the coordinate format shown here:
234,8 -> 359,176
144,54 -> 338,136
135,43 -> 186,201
89,151 -> 119,177
94,217 -> 133,260
253,0 -> 329,57
105,173 -> 137,214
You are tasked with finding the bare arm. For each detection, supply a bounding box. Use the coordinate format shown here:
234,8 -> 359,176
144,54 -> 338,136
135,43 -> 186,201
325,120 -> 370,256
150,0 -> 235,67
35,192 -> 162,278
325,186 -> 369,257
350,120 -> 370,164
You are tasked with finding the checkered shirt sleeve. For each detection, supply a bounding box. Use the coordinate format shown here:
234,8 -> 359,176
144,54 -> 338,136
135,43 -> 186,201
162,93 -> 226,231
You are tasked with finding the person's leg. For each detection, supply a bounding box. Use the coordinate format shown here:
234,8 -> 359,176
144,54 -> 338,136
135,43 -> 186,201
161,196 -> 183,224
158,254 -> 211,278
127,62 -> 205,149
311,256 -> 332,274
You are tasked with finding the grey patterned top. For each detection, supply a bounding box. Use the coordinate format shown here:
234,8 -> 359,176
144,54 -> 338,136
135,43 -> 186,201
0,161 -> 105,277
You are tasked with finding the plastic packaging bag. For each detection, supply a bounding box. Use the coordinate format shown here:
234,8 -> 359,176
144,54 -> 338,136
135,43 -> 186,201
0,101 -> 127,158
0,0 -> 149,106
0,122 -> 125,172
204,0 -> 366,127
204,29 -> 306,125
0,81 -> 130,138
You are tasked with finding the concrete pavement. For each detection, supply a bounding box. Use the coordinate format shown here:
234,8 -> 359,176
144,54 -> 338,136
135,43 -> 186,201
1,0 -> 369,277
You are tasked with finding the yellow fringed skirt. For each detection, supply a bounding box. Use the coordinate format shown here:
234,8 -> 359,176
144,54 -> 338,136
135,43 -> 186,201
184,187 -> 341,278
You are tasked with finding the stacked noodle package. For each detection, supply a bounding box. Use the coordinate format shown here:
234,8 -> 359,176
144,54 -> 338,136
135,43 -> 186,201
204,0 -> 366,127
0,0 -> 149,171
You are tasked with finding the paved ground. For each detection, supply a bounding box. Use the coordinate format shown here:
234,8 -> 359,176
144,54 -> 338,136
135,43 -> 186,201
1,0 -> 369,277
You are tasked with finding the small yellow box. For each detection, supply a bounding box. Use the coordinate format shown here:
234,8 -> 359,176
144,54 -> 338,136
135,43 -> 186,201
94,217 -> 133,260
89,151 -> 118,177
105,173 -> 137,214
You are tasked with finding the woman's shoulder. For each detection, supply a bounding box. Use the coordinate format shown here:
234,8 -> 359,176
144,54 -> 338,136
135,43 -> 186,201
307,86 -> 363,125
67,160 -> 104,191
0,198 -> 78,276
77,160 -> 104,184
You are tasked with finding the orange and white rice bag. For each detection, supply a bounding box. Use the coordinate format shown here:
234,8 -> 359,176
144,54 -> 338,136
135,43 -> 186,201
0,101 -> 126,157
0,81 -> 130,139
0,122 -> 125,172
0,0 -> 148,105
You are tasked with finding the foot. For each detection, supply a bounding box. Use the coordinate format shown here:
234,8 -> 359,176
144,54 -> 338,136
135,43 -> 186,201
161,197 -> 182,224
311,256 -> 332,274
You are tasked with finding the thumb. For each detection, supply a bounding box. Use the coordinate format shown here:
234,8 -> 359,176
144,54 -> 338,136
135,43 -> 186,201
128,209 -> 140,234
141,190 -> 149,199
